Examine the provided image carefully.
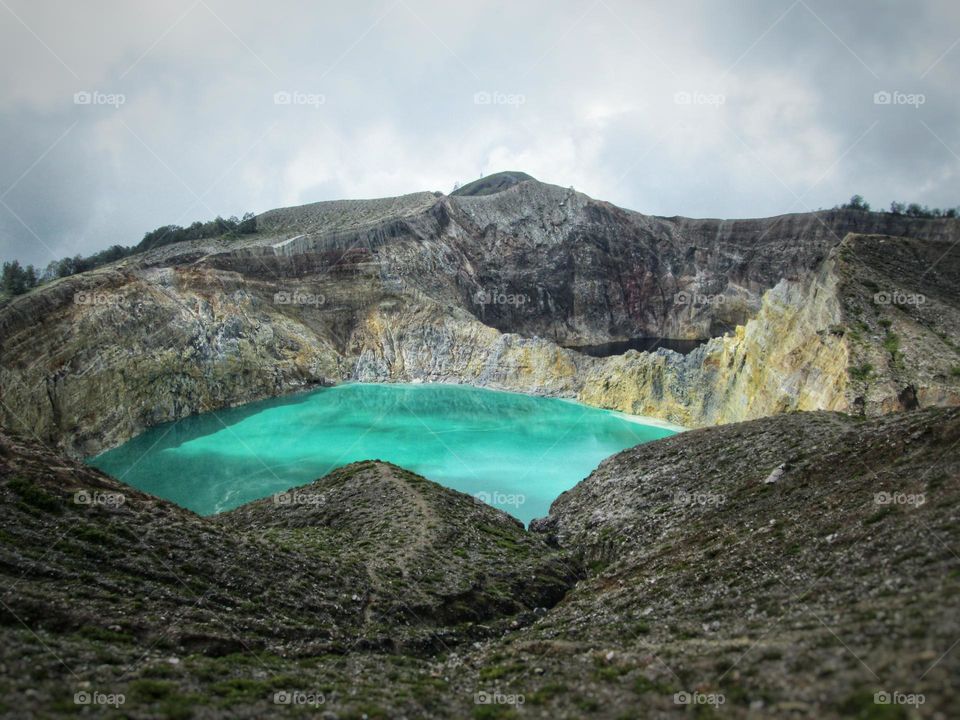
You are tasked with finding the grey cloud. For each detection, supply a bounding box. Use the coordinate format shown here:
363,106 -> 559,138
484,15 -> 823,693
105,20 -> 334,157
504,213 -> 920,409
1,0 -> 958,267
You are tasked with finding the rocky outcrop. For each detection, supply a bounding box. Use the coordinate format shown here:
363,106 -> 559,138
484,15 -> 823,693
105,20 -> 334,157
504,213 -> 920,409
219,460 -> 578,631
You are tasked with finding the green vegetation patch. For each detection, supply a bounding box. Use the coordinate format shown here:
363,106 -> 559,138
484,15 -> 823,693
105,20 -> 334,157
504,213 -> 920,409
7,477 -> 62,513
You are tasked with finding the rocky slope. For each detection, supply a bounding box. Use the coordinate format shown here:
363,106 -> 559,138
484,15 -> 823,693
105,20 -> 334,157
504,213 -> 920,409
518,407 -> 960,719
1,175 -> 958,455
1,406 -> 957,718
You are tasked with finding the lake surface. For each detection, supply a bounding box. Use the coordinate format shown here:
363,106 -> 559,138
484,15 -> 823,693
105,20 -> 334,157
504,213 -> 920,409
89,383 -> 679,524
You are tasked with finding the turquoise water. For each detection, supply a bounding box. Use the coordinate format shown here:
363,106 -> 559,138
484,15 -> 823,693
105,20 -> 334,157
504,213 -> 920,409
89,383 -> 678,524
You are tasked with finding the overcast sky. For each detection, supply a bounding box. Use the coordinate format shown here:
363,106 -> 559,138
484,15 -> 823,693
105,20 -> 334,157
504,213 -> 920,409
1,0 -> 958,267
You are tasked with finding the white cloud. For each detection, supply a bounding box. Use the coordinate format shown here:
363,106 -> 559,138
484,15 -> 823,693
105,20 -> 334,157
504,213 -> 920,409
1,0 -> 958,266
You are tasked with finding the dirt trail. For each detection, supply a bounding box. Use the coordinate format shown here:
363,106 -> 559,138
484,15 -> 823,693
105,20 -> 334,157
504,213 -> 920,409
362,464 -> 441,624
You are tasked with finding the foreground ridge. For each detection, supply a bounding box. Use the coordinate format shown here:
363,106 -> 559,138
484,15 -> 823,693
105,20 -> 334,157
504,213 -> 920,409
1,406 -> 957,717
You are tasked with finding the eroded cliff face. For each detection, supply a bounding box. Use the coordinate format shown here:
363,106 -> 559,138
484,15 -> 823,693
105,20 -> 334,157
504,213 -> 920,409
348,232 -> 958,428
576,268 -> 851,425
1,177 -> 958,454
0,266 -> 343,453
436,182 -> 960,343
347,271 -> 845,428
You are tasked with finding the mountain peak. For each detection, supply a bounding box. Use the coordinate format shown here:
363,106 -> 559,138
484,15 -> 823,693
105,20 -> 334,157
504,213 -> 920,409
450,170 -> 536,197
